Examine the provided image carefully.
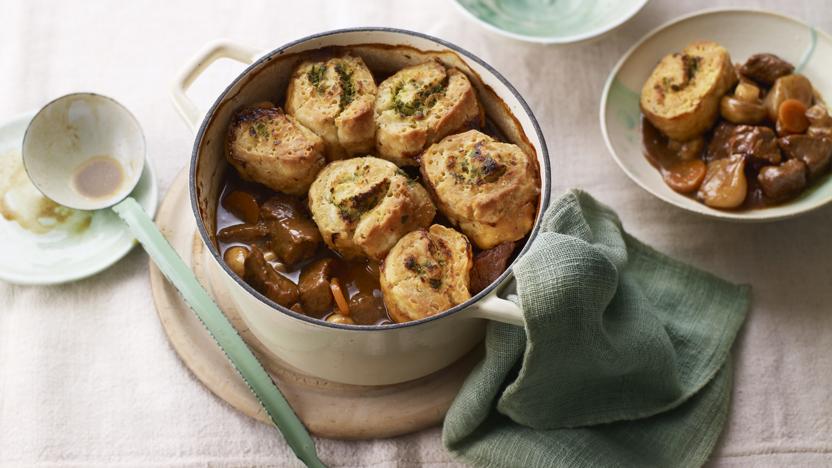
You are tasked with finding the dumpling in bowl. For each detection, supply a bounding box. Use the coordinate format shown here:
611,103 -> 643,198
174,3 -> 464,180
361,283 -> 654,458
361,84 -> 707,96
286,55 -> 377,160
380,224 -> 472,323
420,130 -> 539,249
226,104 -> 326,195
640,41 -> 738,141
308,156 -> 436,260
374,60 -> 483,166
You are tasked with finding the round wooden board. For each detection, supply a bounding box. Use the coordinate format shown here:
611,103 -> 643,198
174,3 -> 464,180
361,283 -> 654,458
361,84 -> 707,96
149,169 -> 481,439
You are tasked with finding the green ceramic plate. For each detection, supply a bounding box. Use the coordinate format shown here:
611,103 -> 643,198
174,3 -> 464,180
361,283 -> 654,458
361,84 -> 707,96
453,0 -> 649,44
0,110 -> 158,284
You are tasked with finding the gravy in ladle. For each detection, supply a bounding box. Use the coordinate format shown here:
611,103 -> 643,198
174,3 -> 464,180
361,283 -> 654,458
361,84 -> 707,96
73,156 -> 124,199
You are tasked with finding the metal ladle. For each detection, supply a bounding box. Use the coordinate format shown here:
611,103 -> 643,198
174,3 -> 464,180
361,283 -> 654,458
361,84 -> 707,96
22,93 -> 325,468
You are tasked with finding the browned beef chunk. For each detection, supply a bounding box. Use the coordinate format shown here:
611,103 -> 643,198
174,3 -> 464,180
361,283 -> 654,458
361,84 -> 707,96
739,53 -> 795,86
729,125 -> 782,165
469,242 -> 516,295
705,121 -> 737,162
260,195 -> 322,266
297,258 -> 336,318
778,134 -> 832,178
267,220 -> 321,266
244,245 -> 299,307
757,159 -> 808,201
705,123 -> 782,169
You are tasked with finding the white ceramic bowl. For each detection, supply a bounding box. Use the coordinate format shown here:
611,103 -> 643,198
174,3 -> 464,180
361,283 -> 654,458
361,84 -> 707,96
171,29 -> 550,385
601,8 -> 832,222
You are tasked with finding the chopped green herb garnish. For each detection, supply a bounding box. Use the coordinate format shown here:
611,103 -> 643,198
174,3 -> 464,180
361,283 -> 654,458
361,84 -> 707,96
450,142 -> 506,184
307,64 -> 326,90
659,54 -> 701,94
393,82 -> 420,116
404,257 -> 443,289
334,63 -> 355,110
683,54 -> 701,81
393,81 -> 446,117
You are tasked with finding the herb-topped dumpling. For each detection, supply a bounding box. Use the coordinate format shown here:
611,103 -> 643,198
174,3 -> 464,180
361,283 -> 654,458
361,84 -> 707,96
285,55 -> 377,161
374,60 -> 483,166
380,224 -> 472,323
640,41 -> 738,141
307,156 -> 436,261
226,104 -> 326,195
420,130 -> 539,250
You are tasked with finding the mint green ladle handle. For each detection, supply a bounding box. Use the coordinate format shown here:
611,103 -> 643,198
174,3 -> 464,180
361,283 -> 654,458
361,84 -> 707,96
112,197 -> 325,468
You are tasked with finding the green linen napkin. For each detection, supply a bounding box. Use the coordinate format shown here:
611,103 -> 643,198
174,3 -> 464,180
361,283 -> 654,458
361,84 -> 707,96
443,190 -> 750,468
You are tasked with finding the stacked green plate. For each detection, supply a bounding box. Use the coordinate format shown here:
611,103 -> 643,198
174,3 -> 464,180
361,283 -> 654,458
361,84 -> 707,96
453,0 -> 649,44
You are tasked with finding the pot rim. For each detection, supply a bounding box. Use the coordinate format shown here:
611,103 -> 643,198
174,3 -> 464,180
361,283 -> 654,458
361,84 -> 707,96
189,27 -> 551,331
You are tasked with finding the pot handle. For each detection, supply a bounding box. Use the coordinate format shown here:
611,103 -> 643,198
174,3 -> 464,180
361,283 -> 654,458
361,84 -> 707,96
170,39 -> 261,133
464,279 -> 525,327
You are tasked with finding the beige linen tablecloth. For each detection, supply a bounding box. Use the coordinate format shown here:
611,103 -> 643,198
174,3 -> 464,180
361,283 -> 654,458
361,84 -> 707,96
2,0 -> 831,466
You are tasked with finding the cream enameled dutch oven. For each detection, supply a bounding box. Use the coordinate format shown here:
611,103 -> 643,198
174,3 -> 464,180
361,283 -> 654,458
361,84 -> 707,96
170,29 -> 550,386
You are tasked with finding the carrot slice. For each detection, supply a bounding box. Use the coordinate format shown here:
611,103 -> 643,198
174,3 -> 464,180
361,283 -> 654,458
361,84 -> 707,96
778,99 -> 810,135
330,277 -> 350,316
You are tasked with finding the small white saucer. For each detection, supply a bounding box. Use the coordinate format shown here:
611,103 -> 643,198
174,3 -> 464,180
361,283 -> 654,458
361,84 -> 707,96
0,110 -> 157,285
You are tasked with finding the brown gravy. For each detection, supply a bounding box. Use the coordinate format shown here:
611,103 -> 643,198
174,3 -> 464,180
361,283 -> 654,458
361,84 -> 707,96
641,117 -> 678,170
0,150 -> 91,234
73,156 -> 124,199
642,117 -> 772,210
215,172 -> 394,325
